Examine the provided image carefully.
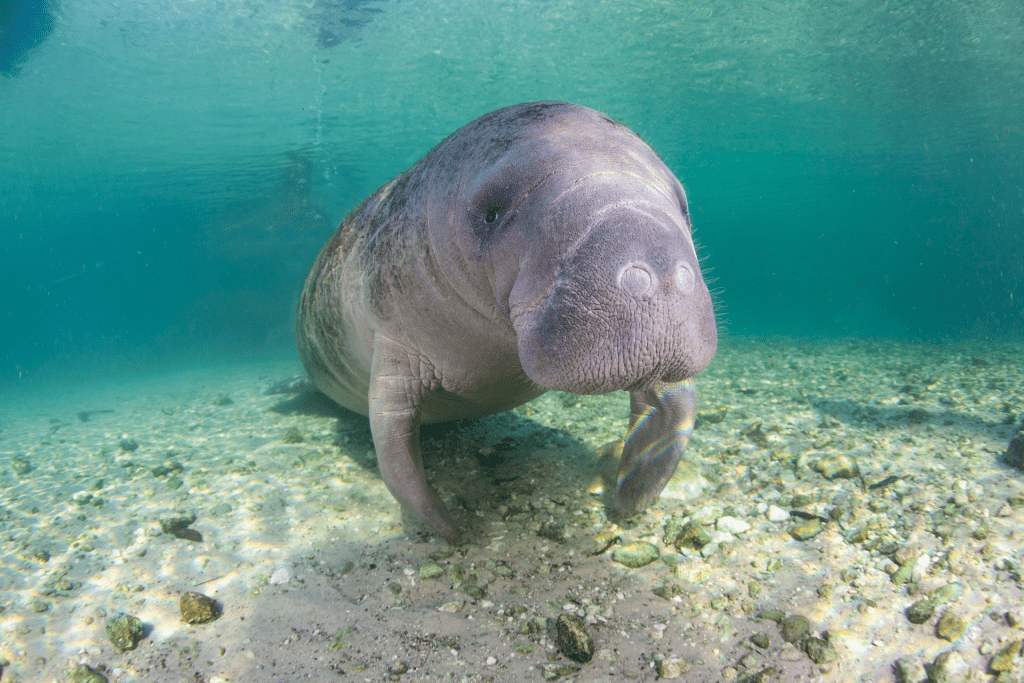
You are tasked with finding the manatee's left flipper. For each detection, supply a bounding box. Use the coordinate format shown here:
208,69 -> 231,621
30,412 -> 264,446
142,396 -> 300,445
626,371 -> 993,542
264,375 -> 320,395
367,334 -> 460,544
612,378 -> 697,517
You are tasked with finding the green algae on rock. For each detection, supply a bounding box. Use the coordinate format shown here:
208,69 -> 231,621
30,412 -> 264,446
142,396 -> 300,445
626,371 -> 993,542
69,664 -> 108,683
556,613 -> 595,663
106,611 -> 145,651
180,591 -> 221,624
611,541 -> 659,568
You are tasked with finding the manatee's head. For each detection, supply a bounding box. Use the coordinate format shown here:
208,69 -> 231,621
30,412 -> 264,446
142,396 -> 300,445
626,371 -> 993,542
443,102 -> 717,394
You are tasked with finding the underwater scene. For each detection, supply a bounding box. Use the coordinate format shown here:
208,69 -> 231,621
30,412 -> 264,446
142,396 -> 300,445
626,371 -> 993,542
1,1 -> 1023,681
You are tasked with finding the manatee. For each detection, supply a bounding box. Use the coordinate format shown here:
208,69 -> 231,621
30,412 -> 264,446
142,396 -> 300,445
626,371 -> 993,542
295,101 -> 717,543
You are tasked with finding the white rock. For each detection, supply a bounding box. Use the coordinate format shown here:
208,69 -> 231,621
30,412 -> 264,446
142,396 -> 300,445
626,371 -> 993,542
767,505 -> 791,522
716,516 -> 751,534
269,565 -> 292,585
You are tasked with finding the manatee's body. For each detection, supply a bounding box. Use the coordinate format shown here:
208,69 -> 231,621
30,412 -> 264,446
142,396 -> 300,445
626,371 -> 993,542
297,102 -> 717,543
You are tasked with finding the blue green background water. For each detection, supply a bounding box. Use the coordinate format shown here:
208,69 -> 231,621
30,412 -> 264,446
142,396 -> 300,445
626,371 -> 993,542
2,0 -> 1022,387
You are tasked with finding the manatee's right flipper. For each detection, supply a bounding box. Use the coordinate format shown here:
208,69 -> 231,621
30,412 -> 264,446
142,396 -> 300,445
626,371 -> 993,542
264,375 -> 320,395
367,334 -> 460,544
611,378 -> 697,517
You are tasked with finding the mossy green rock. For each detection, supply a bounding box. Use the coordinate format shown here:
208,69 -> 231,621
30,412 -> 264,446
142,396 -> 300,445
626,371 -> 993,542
556,613 -> 595,663
989,640 -> 1022,673
106,611 -> 145,651
69,664 -> 108,683
419,562 -> 445,579
611,541 -> 659,568
936,611 -> 966,641
780,614 -> 811,643
803,636 -> 837,664
673,520 -> 711,550
180,591 -> 220,624
790,518 -> 824,541
906,599 -> 934,624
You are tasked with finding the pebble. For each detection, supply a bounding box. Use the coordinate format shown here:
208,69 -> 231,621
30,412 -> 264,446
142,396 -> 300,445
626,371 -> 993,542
803,636 -> 837,664
68,664 -> 108,683
789,518 -> 823,541
655,656 -> 688,678
672,520 -> 711,550
766,505 -> 790,522
438,600 -> 464,613
928,650 -> 970,683
269,566 -> 292,585
814,454 -> 860,479
540,662 -> 580,680
893,656 -> 928,683
936,610 -> 966,641
611,541 -> 659,568
419,562 -> 445,579
716,516 -> 751,534
180,591 -> 221,624
780,614 -> 810,643
106,612 -> 145,651
989,640 -> 1022,672
905,599 -> 935,624
556,613 -> 595,663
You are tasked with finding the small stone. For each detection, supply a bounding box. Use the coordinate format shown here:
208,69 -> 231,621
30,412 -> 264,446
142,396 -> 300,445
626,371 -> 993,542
750,632 -> 770,649
119,436 -> 139,452
269,566 -> 291,585
673,520 -> 711,550
929,650 -> 970,683
717,516 -> 751,534
419,562 -> 445,580
283,427 -> 304,443
989,640 -> 1022,672
388,661 -> 409,675
767,505 -> 790,522
1004,430 -> 1024,470
930,583 -> 964,606
907,409 -> 930,426
68,664 -> 108,683
160,511 -> 198,535
936,611 -> 966,641
814,454 -> 859,479
106,612 -> 145,651
891,561 -> 916,586
803,636 -> 838,664
556,613 -> 595,663
743,667 -> 780,682
893,656 -> 928,683
757,609 -> 786,623
655,656 -> 688,678
438,600 -> 464,613
905,599 -> 934,624
789,518 -> 823,541
213,393 -> 233,406
780,615 -> 810,643
611,541 -> 659,568
11,455 -> 32,475
179,591 -> 221,624
541,662 -> 581,680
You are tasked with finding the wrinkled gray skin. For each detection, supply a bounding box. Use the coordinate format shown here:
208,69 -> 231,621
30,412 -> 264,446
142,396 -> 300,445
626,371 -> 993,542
297,102 -> 717,543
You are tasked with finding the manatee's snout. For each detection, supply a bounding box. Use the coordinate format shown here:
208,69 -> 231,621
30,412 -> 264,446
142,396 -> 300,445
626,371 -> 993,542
513,207 -> 717,395
615,258 -> 698,299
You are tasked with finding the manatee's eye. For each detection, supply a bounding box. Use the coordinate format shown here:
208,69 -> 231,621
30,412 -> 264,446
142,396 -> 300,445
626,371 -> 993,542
484,203 -> 503,224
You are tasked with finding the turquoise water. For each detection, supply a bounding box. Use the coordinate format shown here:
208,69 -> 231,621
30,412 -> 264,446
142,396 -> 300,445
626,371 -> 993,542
2,0 -> 1022,385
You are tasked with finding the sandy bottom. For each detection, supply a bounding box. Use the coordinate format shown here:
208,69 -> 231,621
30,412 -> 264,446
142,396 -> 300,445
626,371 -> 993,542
0,338 -> 1022,683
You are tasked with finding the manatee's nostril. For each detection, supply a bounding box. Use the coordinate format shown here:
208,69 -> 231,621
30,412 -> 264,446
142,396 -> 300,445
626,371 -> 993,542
619,264 -> 653,298
676,263 -> 696,294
